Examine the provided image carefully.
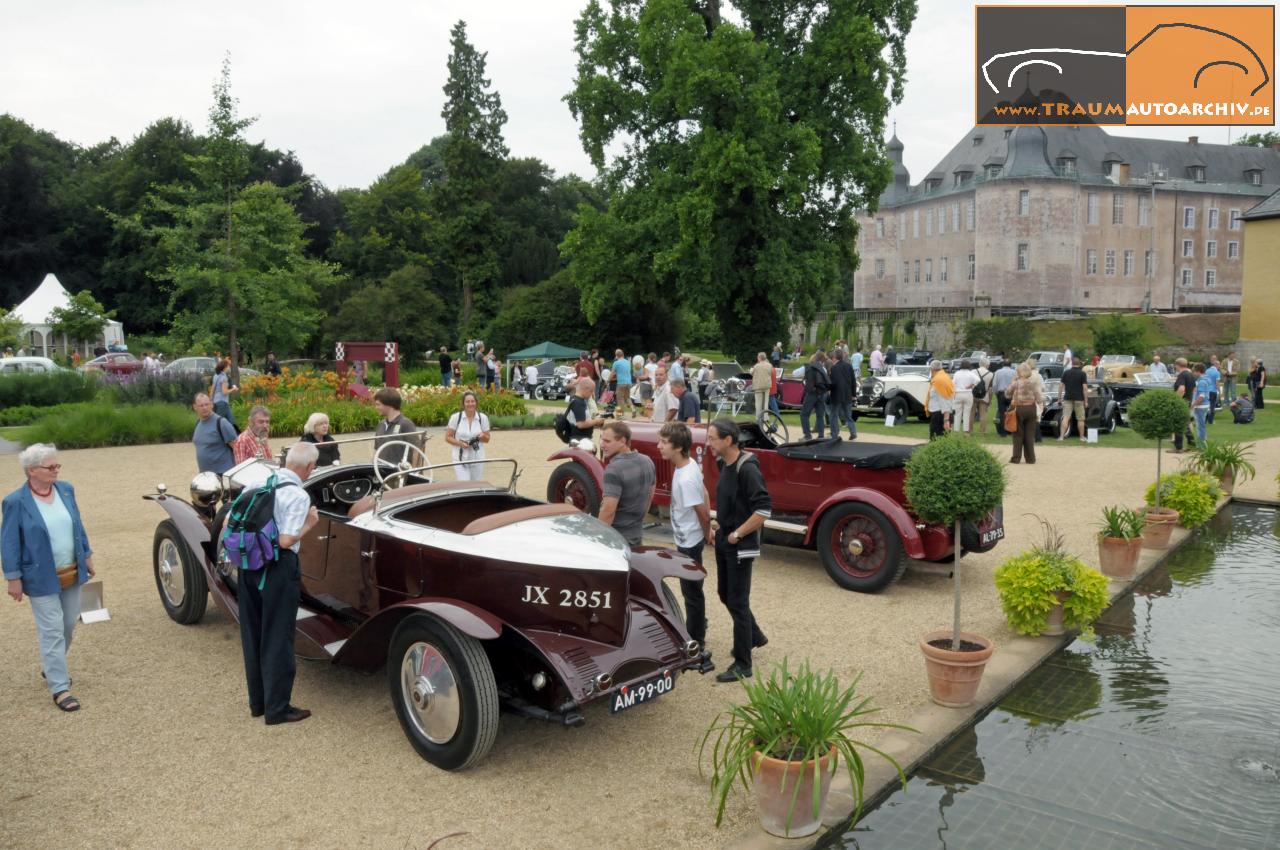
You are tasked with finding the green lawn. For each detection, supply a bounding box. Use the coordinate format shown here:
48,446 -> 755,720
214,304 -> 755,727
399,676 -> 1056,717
748,386 -> 1280,450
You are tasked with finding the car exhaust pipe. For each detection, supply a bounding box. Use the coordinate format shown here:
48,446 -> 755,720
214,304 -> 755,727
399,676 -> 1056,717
684,640 -> 700,658
594,673 -> 613,692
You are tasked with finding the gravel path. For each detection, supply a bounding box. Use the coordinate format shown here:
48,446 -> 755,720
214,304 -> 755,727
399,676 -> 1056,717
2,429 -> 1276,850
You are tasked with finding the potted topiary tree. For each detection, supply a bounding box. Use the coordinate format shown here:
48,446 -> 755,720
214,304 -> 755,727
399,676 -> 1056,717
699,658 -> 911,838
1125,389 -> 1191,549
904,435 -> 1006,708
995,517 -> 1111,637
1186,440 -> 1256,496
1096,506 -> 1145,580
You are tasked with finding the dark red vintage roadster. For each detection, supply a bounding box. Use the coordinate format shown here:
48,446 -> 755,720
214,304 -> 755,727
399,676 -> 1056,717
547,422 -> 1004,592
145,441 -> 709,771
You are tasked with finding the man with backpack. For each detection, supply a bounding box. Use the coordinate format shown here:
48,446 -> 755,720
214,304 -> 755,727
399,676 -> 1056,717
192,393 -> 237,474
557,378 -> 606,443
232,441 -> 319,725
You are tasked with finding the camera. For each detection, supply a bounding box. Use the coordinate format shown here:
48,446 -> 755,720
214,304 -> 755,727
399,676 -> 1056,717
467,437 -> 482,451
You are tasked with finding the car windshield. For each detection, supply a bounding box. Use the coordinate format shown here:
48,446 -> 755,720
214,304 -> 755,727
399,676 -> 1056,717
1100,355 -> 1136,364
1135,372 -> 1174,385
887,365 -> 930,377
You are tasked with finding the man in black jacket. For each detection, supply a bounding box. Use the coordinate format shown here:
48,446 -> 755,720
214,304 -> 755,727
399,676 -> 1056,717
826,349 -> 858,440
707,419 -> 771,682
800,352 -> 830,440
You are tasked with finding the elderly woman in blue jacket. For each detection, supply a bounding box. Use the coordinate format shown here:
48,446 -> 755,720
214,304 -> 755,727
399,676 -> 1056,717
3,443 -> 95,712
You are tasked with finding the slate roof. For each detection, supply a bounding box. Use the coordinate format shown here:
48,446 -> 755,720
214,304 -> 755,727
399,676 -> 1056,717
1242,187 -> 1280,221
879,121 -> 1280,208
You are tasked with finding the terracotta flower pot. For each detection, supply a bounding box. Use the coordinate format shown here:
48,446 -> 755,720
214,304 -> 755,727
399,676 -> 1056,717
1042,590 -> 1071,636
919,631 -> 995,708
1219,469 -> 1235,497
1098,535 -> 1144,579
1141,507 -> 1179,549
751,747 -> 836,838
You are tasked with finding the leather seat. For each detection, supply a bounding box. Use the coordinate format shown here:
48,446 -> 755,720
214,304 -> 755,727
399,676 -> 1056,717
461,503 -> 580,536
347,480 -> 495,519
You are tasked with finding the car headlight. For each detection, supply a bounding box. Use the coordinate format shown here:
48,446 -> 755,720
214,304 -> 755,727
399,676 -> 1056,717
190,471 -> 223,508
871,381 -> 884,398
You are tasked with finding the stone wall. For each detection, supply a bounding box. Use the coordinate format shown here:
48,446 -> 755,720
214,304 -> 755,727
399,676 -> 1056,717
797,307 -> 986,354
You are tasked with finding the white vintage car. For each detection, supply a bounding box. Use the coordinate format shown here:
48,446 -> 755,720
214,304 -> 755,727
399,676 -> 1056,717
856,365 -> 932,421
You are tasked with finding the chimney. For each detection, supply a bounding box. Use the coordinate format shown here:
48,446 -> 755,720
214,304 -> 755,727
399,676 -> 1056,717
1188,135 -> 1199,145
1117,163 -> 1130,184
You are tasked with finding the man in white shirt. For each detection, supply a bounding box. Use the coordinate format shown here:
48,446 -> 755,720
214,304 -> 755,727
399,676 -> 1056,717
237,441 -> 319,726
1148,355 -> 1170,381
651,365 -> 677,423
869,344 -> 884,375
524,362 -> 539,399
951,361 -> 980,434
659,422 -> 711,665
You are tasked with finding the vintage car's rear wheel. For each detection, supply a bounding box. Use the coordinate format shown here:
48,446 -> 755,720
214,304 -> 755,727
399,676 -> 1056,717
389,615 -> 499,771
816,504 -> 906,592
547,462 -> 602,516
883,397 -> 908,423
153,520 -> 208,624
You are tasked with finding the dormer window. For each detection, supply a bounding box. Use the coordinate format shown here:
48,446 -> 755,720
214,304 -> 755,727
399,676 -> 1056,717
924,178 -> 942,193
1245,168 -> 1263,185
972,135 -> 984,147
1057,157 -> 1076,174
1187,165 -> 1206,182
986,165 -> 1002,179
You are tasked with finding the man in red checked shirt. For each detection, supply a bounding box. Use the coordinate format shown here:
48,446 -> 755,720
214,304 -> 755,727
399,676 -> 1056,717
233,406 -> 272,464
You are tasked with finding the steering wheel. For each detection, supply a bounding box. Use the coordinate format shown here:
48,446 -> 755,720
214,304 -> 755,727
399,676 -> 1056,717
372,439 -> 430,489
759,410 -> 790,446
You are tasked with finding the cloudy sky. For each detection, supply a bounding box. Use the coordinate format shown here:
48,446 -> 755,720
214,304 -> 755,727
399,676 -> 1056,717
3,0 -> 1275,190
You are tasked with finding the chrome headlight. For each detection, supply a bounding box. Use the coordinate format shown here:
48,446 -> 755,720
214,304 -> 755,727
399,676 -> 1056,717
190,471 -> 223,508
871,381 -> 884,399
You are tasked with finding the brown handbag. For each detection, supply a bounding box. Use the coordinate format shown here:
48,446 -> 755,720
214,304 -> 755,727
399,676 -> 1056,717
1003,407 -> 1019,433
56,565 -> 77,590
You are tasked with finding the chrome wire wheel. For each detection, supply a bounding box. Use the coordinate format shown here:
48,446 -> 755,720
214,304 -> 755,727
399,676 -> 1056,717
157,538 -> 187,608
400,641 -> 461,745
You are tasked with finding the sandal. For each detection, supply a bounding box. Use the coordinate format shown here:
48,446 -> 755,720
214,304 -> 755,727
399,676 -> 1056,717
53,691 -> 81,712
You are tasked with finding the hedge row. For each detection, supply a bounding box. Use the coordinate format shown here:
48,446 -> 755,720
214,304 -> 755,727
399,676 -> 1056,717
0,402 -> 95,427
0,371 -> 99,407
230,391 -> 529,438
23,403 -> 197,449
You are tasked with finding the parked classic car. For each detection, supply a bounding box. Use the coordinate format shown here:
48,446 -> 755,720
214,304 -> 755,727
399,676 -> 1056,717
78,351 -> 143,375
145,441 -> 709,770
856,365 -> 933,422
1039,380 -> 1124,435
0,356 -> 66,375
1025,351 -> 1067,380
1110,371 -> 1176,423
943,350 -> 1003,372
546,422 -> 1004,593
163,356 -> 260,379
1095,355 -> 1144,383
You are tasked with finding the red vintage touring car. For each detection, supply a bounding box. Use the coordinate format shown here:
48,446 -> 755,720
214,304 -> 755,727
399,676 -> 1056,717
547,421 -> 1004,592
145,440 -> 710,770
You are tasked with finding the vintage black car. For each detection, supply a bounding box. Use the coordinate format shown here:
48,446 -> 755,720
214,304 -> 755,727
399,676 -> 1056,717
145,440 -> 710,770
1039,380 -> 1123,435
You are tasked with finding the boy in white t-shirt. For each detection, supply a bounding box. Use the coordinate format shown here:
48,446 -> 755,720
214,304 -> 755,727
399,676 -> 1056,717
658,422 -> 712,667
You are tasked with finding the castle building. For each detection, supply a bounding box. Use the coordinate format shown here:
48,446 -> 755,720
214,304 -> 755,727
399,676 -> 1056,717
854,123 -> 1280,311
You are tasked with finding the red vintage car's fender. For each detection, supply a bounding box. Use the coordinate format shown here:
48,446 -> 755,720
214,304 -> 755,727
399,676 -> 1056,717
627,546 -> 707,607
803,486 -> 928,560
334,597 -> 505,670
546,447 -> 606,490
144,493 -> 215,560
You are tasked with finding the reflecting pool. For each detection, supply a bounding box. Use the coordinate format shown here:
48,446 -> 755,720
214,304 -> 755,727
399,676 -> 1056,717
822,503 -> 1280,850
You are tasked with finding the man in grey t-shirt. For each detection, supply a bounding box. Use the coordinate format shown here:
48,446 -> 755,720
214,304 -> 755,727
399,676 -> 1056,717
597,421 -> 655,546
192,392 -> 236,474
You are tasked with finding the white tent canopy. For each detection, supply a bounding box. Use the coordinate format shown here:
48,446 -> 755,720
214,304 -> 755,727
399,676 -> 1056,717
9,273 -> 124,357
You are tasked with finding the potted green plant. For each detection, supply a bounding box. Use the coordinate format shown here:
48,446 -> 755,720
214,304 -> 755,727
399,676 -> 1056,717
699,658 -> 911,838
995,517 -> 1110,637
1145,471 -> 1222,528
904,435 -> 1006,708
1186,440 -> 1256,496
1096,505 -> 1145,580
1125,389 -> 1191,548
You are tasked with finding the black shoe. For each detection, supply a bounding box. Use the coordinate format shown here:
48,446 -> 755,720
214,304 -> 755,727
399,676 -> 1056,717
715,663 -> 752,683
265,706 -> 311,725
752,632 -> 769,649
250,707 -> 264,719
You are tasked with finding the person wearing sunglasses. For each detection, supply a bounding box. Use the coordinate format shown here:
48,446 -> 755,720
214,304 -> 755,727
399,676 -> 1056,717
2,444 -> 95,712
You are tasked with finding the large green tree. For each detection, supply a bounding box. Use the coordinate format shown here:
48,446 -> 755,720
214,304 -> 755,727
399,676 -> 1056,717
564,0 -> 915,358
49,290 -> 114,346
329,163 -> 433,284
327,264 -> 449,363
1233,131 -> 1280,147
433,20 -> 509,332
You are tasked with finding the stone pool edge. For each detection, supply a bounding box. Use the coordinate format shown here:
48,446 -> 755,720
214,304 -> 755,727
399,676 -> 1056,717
733,494 -> 1272,850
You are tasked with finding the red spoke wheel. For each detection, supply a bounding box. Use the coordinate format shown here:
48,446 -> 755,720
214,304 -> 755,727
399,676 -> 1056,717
816,503 -> 905,592
546,462 -> 602,516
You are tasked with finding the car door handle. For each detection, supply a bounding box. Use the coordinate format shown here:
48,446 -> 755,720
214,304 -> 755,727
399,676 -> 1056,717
361,551 -> 375,559
316,535 -> 333,541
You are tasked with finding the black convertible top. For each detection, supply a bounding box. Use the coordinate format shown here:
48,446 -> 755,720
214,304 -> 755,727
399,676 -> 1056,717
776,437 -> 916,469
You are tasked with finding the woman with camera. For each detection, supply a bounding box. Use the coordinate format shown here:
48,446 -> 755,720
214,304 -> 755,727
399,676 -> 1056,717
445,390 -> 491,481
